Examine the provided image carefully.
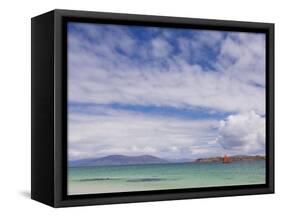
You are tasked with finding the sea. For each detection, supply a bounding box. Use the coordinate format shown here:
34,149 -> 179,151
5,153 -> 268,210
68,160 -> 265,195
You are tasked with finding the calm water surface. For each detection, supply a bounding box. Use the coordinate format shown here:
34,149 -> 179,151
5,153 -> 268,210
68,160 -> 265,195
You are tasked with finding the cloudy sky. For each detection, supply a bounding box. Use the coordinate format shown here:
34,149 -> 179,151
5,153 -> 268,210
67,22 -> 266,161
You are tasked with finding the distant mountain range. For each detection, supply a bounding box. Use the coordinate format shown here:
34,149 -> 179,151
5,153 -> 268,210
69,155 -> 170,167
69,154 -> 265,167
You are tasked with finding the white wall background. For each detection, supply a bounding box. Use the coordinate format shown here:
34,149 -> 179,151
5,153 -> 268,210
0,0 -> 278,216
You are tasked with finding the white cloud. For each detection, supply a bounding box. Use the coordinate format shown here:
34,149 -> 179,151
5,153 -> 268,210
218,32 -> 266,87
68,63 -> 265,114
151,37 -> 173,58
217,111 -> 265,155
68,25 -> 266,115
67,24 -> 266,160
68,108 -> 221,160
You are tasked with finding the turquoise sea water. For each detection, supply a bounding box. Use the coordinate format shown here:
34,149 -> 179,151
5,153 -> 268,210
68,160 -> 265,195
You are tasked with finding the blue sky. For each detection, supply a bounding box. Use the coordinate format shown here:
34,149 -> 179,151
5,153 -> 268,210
67,22 -> 266,160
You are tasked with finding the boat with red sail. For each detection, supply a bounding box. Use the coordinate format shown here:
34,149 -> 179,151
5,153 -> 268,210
222,155 -> 231,163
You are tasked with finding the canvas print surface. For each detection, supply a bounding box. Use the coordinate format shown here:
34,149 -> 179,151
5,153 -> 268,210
67,22 -> 266,195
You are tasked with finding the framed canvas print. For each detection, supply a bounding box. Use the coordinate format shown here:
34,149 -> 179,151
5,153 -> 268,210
31,9 -> 274,207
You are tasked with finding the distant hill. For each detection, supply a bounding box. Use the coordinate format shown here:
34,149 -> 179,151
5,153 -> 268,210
195,155 -> 265,163
69,155 -> 170,167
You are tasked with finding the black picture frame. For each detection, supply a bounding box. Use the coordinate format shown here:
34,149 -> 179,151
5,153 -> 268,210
31,9 -> 274,207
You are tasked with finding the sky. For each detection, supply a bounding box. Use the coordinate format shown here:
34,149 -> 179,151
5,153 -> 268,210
67,22 -> 266,161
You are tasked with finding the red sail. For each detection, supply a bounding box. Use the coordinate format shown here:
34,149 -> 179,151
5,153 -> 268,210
223,155 -> 231,163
